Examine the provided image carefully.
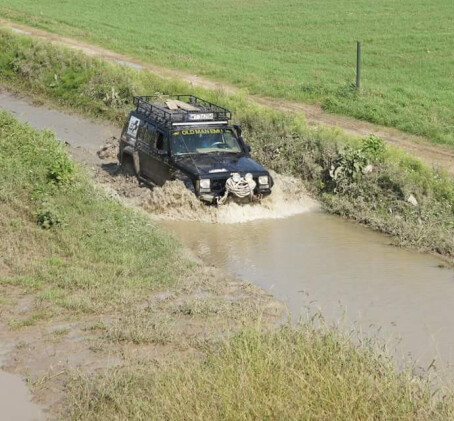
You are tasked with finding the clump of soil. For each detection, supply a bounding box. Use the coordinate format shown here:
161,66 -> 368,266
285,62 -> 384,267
97,136 -> 119,160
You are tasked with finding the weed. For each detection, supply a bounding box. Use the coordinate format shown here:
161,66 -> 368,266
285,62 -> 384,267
36,205 -> 63,229
52,327 -> 70,336
68,323 -> 454,420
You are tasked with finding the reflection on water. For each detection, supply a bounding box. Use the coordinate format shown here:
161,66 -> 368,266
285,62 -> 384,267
163,211 -> 454,379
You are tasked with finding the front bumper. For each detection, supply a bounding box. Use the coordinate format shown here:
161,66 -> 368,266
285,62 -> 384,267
199,174 -> 272,205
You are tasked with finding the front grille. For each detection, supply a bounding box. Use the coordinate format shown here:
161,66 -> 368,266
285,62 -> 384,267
211,179 -> 227,195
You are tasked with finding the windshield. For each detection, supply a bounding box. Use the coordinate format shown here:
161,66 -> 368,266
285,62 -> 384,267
170,128 -> 243,156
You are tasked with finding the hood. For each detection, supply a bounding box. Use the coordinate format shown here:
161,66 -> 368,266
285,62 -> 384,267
173,153 -> 267,177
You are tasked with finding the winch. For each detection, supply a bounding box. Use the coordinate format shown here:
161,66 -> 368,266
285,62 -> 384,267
217,173 -> 257,205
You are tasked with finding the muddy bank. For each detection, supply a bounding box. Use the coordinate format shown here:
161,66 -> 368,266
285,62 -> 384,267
0,109 -> 284,419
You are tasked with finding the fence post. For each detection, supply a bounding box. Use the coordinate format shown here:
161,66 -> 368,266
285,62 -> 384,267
356,41 -> 361,89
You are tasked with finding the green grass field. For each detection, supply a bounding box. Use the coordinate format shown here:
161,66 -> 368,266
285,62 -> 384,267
1,0 -> 454,146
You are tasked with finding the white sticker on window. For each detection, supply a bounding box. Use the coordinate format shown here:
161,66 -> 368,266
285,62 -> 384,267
127,116 -> 141,138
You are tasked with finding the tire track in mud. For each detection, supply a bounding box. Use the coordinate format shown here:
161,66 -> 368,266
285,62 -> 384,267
2,18 -> 454,176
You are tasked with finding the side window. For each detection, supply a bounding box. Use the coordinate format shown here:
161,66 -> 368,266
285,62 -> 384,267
143,126 -> 158,147
137,124 -> 147,141
156,133 -> 168,152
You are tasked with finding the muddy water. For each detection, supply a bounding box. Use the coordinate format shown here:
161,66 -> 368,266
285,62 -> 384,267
0,89 -> 116,164
0,372 -> 44,420
2,90 -> 454,380
163,214 -> 454,377
0,344 -> 44,420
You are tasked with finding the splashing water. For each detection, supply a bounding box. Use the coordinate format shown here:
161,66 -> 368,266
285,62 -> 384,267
141,171 -> 318,223
96,137 -> 318,223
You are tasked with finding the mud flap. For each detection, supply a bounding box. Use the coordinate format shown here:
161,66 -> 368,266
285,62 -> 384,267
132,151 -> 140,175
121,146 -> 140,176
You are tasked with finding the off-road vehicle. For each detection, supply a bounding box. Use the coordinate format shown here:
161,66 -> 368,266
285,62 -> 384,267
118,95 -> 273,204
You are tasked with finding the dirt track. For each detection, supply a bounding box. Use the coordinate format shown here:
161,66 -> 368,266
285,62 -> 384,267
1,18 -> 454,176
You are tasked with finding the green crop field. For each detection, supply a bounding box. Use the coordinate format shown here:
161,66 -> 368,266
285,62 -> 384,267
0,1 -> 454,146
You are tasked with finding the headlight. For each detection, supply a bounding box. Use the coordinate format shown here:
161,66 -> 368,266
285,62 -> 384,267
258,175 -> 269,185
200,179 -> 211,189
245,173 -> 253,181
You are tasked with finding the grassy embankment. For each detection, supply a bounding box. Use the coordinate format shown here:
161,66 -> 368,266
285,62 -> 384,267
1,29 -> 453,262
2,101 -> 453,419
0,108 -> 189,320
1,1 -> 454,146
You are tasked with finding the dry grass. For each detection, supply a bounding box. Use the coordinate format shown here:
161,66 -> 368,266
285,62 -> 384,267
68,324 -> 454,420
106,312 -> 175,346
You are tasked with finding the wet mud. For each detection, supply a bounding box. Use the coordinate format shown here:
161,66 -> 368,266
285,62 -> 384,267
0,337 -> 44,421
96,138 -> 318,224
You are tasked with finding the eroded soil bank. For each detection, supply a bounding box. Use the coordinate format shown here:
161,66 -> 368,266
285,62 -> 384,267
2,88 -> 454,397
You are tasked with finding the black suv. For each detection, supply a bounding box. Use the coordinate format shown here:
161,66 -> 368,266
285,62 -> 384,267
119,95 -> 273,204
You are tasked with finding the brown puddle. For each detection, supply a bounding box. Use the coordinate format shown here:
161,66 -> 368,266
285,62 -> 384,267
0,344 -> 44,421
162,213 -> 454,378
0,372 -> 44,421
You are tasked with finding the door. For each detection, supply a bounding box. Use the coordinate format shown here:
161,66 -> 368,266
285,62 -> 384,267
153,132 -> 172,185
137,125 -> 171,185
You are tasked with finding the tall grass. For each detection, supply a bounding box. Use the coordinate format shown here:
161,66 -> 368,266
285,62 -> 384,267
1,29 -> 453,261
0,109 -> 189,315
69,324 -> 454,420
1,0 -> 454,145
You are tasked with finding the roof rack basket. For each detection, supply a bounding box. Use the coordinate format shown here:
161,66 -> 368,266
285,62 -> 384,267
133,95 -> 232,128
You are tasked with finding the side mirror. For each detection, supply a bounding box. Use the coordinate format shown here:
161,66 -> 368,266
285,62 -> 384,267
233,124 -> 242,137
245,144 -> 251,153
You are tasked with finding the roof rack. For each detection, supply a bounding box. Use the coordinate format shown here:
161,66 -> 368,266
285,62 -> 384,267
133,95 -> 232,129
